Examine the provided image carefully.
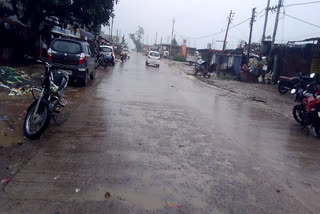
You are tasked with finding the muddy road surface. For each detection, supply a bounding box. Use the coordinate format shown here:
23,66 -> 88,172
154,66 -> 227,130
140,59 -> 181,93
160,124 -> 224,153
1,53 -> 320,213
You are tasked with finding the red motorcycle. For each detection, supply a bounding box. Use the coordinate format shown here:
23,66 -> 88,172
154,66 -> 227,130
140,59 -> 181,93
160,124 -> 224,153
292,73 -> 320,136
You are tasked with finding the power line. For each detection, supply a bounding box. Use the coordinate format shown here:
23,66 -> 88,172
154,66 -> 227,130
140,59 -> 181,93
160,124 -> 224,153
282,12 -> 320,29
284,1 -> 320,7
183,17 -> 251,40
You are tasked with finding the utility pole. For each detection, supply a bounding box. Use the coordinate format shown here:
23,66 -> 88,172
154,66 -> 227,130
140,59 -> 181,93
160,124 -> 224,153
110,13 -> 115,42
155,32 -> 158,45
261,0 -> 271,42
223,10 -> 234,51
247,8 -> 256,64
170,17 -> 176,59
116,29 -> 119,44
271,0 -> 283,48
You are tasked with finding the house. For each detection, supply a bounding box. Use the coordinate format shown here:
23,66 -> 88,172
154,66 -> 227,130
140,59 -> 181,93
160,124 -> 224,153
269,39 -> 320,83
157,44 -> 196,57
197,48 -> 243,74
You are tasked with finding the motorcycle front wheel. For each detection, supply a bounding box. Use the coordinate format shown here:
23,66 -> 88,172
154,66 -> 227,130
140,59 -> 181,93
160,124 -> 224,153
293,105 -> 306,126
278,82 -> 289,94
24,100 -> 51,139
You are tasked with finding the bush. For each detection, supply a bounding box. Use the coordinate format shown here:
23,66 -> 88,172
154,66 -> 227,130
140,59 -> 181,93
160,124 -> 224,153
173,55 -> 186,62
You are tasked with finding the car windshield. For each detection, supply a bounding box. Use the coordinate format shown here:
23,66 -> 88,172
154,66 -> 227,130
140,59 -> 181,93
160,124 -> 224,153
150,52 -> 159,57
100,47 -> 112,52
52,40 -> 81,54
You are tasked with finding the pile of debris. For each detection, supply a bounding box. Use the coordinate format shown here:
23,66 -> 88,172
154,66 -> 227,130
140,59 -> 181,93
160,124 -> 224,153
0,66 -> 42,96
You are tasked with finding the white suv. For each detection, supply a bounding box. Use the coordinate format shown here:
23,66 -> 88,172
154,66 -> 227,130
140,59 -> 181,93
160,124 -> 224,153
146,51 -> 160,67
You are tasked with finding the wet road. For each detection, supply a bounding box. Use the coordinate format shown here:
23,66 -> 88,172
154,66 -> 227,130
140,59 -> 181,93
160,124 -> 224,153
1,53 -> 320,213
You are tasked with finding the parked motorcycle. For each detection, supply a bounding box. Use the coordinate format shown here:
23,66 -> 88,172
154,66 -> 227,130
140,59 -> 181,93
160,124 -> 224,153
24,58 -> 69,139
291,73 -> 320,136
278,72 -> 312,94
194,58 -> 207,76
95,53 -> 108,69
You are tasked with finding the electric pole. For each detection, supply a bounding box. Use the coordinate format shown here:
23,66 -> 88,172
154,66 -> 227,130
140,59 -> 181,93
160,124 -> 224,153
223,10 -> 234,51
155,32 -> 158,45
170,17 -> 176,59
262,0 -> 271,42
271,0 -> 283,48
110,13 -> 115,42
247,8 -> 256,64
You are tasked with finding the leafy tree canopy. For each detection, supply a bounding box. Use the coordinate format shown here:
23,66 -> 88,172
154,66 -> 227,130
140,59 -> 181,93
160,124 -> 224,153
0,0 -> 118,33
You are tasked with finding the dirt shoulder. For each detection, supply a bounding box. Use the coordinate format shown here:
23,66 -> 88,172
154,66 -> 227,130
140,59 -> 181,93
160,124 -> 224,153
0,64 -> 112,190
163,60 -> 295,119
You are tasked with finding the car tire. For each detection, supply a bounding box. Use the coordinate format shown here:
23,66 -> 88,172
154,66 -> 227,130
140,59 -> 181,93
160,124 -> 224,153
112,61 -> 115,66
146,62 -> 149,66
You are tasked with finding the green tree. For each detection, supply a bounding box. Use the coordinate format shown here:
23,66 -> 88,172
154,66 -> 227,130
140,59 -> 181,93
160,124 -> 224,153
120,35 -> 127,46
129,33 -> 143,52
0,0 -> 118,33
136,26 -> 144,41
171,37 -> 178,46
130,26 -> 144,52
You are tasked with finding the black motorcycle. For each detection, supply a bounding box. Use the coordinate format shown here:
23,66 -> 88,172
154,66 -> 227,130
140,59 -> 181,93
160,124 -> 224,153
24,58 -> 69,139
120,53 -> 127,62
278,72 -> 312,94
95,53 -> 108,69
194,59 -> 207,76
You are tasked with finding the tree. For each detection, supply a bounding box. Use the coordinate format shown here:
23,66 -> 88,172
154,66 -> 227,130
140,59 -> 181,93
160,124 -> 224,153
171,37 -> 178,46
130,33 -> 143,52
130,26 -> 144,52
0,0 -> 118,33
120,35 -> 127,47
136,26 -> 144,41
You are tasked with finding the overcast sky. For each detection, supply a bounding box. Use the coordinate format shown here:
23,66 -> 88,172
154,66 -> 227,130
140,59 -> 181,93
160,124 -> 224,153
102,0 -> 320,49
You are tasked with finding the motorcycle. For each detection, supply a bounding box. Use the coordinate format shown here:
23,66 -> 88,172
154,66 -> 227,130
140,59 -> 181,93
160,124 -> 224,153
120,53 -> 127,62
24,58 -> 69,139
291,73 -> 320,136
95,53 -> 108,69
194,58 -> 207,77
278,72 -> 312,94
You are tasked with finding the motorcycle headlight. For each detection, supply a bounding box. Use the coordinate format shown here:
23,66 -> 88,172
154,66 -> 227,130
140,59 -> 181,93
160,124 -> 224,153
49,80 -> 59,93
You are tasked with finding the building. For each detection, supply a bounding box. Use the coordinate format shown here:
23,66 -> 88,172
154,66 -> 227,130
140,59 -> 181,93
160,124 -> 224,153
157,44 -> 196,57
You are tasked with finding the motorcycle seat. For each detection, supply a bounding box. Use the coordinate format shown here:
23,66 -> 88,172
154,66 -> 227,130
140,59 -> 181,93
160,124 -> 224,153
279,76 -> 293,80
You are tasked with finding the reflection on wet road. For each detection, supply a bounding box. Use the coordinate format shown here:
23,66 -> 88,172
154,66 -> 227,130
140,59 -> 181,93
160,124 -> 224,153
1,53 -> 320,213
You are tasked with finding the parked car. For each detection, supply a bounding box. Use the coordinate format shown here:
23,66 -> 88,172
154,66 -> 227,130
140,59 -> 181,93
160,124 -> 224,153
47,38 -> 95,86
100,45 -> 115,66
146,51 -> 160,67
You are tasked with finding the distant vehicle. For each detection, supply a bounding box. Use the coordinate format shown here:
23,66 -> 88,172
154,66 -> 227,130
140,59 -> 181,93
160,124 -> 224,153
123,48 -> 130,59
146,51 -> 160,67
100,45 -> 115,66
163,51 -> 169,58
47,38 -> 95,86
